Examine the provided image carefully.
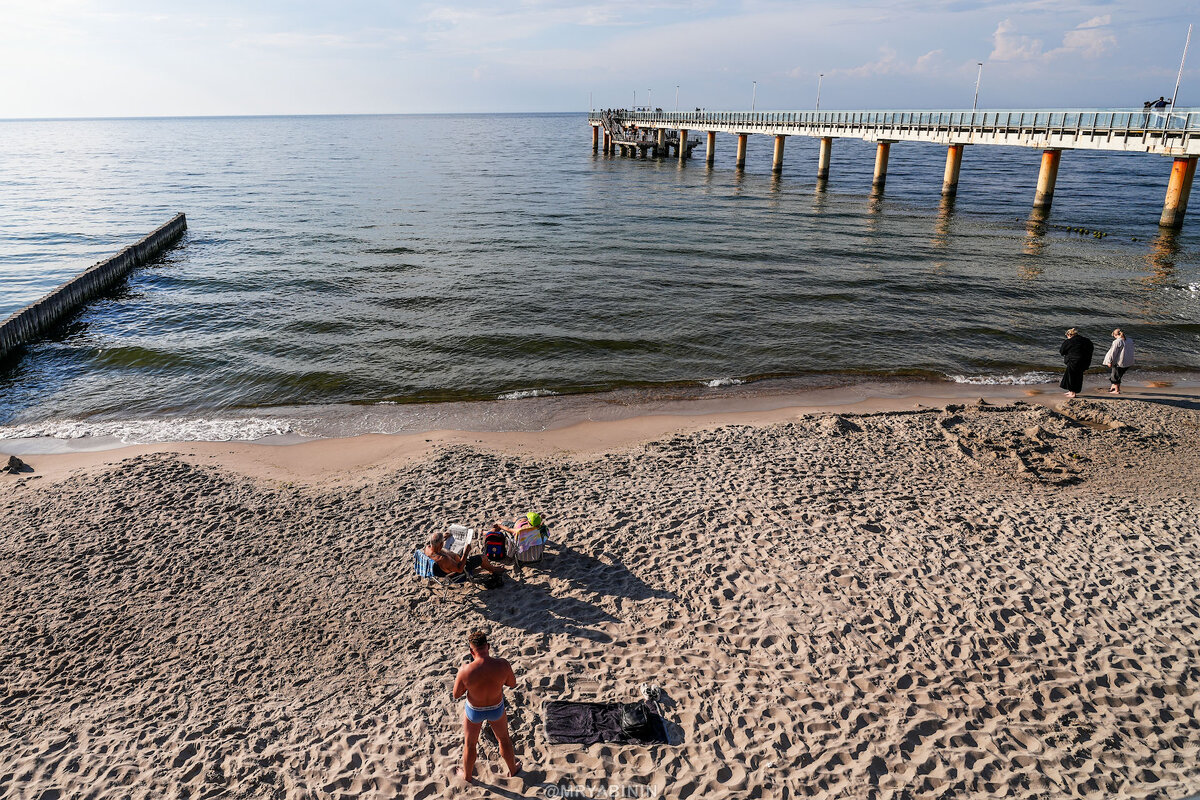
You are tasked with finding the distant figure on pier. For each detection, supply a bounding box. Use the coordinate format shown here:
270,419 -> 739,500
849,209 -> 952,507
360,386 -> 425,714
1102,329 -> 1134,394
1142,100 -> 1153,126
1151,96 -> 1170,128
1059,328 -> 1095,398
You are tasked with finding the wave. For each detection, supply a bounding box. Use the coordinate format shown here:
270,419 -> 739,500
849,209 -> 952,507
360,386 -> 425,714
0,416 -> 294,445
496,389 -> 559,400
703,378 -> 746,388
947,371 -> 1058,385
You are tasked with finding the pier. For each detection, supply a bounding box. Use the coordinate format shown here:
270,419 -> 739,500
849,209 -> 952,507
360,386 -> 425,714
0,214 -> 187,361
590,108 -> 1200,229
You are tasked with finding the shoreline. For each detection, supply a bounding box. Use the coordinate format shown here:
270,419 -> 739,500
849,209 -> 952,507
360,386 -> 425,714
4,378 -> 1198,486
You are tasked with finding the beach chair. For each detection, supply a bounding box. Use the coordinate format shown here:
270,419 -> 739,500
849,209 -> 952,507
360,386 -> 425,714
413,549 -> 473,600
504,522 -> 549,573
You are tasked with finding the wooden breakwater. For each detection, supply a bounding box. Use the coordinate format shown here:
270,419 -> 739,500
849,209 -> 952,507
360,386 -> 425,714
0,213 -> 187,361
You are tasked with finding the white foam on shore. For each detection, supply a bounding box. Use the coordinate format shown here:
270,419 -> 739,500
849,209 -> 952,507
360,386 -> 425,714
497,389 -> 559,400
704,378 -> 745,388
948,371 -> 1057,386
0,417 -> 294,446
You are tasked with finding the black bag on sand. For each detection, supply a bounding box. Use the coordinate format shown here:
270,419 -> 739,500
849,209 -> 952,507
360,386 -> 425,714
480,572 -> 504,590
620,702 -> 657,739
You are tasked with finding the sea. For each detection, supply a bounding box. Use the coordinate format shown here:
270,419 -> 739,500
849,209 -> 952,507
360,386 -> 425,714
1,112 -> 1198,449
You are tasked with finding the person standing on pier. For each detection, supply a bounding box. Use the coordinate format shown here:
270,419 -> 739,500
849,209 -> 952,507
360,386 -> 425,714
1059,328 -> 1095,398
1102,328 -> 1134,394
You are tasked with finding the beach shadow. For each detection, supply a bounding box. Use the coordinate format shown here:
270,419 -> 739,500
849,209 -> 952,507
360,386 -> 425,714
545,541 -> 675,603
650,688 -> 685,746
474,579 -> 618,643
1092,391 -> 1200,412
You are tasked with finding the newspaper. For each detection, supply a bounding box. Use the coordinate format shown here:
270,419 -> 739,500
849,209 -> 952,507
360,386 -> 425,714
445,524 -> 474,555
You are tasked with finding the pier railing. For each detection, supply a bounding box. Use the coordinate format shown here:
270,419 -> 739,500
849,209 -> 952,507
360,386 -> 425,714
589,107 -> 1200,156
593,107 -> 1200,132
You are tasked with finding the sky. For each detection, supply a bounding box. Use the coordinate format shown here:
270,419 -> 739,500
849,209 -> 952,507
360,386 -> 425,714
0,0 -> 1195,118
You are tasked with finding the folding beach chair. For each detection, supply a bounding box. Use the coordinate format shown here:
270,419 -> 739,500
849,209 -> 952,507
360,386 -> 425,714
504,521 -> 550,574
413,549 -> 475,601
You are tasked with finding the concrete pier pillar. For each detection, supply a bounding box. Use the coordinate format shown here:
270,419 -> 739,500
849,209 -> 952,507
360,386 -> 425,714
592,125 -> 599,152
872,142 -> 891,191
1160,155 -> 1198,229
735,134 -> 748,169
706,131 -> 716,166
657,128 -> 667,156
678,128 -> 689,161
772,135 -> 786,174
817,137 -> 832,180
942,145 -> 964,197
1033,149 -> 1062,210
603,132 -> 611,154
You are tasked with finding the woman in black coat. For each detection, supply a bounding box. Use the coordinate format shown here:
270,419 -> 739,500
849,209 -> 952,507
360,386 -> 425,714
1059,328 -> 1094,397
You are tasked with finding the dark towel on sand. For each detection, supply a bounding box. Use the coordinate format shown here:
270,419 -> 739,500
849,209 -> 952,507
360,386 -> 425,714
544,700 -> 669,745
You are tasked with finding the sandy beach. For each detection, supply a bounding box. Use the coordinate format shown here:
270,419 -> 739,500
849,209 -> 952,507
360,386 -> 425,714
3,387 -> 1200,799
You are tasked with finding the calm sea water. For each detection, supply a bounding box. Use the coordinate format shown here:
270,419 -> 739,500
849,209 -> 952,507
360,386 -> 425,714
1,113 -> 1198,442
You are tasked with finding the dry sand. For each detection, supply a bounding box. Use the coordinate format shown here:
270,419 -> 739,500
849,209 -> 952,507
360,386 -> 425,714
2,390 -> 1200,799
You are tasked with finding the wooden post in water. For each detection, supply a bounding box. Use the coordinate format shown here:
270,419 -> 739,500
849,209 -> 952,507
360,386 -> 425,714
817,137 -> 833,180
942,145 -> 964,197
706,131 -> 716,166
1160,155 -> 1197,229
772,135 -> 786,174
872,142 -> 891,192
735,134 -> 748,169
1033,149 -> 1062,211
592,125 -> 599,152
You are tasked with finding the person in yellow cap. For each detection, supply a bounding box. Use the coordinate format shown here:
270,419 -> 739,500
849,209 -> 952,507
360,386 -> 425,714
497,513 -> 545,555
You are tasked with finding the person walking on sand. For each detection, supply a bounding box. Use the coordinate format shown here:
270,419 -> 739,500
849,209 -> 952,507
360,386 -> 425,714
1059,327 -> 1094,398
1103,328 -> 1135,394
453,630 -> 521,783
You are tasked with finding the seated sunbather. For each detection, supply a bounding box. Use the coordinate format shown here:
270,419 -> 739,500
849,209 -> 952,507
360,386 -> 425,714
425,531 -> 498,576
497,512 -> 543,539
496,513 -> 547,558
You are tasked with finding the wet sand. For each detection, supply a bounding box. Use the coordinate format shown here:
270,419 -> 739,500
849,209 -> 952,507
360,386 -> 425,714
2,387 -> 1200,798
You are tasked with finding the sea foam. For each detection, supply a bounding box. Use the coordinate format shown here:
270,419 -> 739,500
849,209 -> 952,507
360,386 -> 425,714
0,416 -> 294,445
948,372 -> 1057,386
497,389 -> 559,400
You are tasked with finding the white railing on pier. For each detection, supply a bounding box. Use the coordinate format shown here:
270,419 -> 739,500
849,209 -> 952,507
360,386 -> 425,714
589,107 -> 1200,156
591,108 -> 1200,131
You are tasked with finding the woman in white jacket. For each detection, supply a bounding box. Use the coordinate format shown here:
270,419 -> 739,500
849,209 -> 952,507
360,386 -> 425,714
1102,329 -> 1134,394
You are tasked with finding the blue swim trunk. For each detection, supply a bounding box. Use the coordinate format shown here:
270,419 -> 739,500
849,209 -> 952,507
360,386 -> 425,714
465,699 -> 505,723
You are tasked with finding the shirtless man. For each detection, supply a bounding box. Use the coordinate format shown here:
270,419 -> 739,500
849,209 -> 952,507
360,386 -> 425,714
424,531 -> 498,577
452,630 -> 521,781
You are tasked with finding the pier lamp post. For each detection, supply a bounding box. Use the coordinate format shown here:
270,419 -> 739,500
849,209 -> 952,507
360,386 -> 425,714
973,63 -> 983,111
648,89 -> 652,112
751,81 -> 757,112
675,85 -> 679,112
816,73 -> 823,111
1168,24 -> 1192,121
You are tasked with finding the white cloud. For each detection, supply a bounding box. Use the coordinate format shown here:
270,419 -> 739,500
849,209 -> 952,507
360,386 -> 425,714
989,19 -> 1043,61
826,46 -> 947,79
1053,14 -> 1116,59
990,15 -> 1115,62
